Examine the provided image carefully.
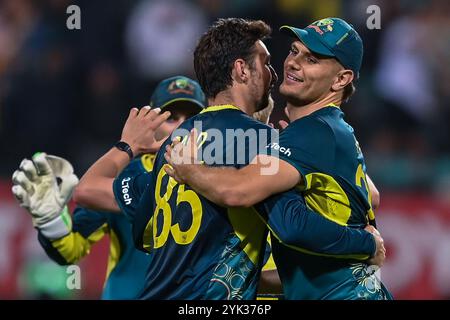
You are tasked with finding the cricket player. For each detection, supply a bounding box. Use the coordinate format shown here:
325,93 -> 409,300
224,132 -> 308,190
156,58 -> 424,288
11,76 -> 206,299
75,18 -> 383,300
165,18 -> 392,300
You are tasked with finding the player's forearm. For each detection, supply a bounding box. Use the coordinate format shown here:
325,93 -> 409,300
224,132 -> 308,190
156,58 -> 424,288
259,192 -> 375,258
38,207 -> 109,264
270,214 -> 375,259
37,231 -> 91,265
74,148 -> 129,212
183,165 -> 242,207
182,163 -> 271,207
367,175 -> 380,210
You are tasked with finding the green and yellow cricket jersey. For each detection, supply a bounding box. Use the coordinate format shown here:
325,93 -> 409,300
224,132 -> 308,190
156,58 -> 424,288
38,155 -> 155,299
267,104 -> 393,300
113,105 -> 378,300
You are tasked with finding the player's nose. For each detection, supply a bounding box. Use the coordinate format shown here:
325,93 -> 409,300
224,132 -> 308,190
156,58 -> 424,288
285,55 -> 301,71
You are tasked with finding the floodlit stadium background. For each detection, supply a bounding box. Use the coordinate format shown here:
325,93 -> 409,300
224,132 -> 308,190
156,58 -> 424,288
1,0 -> 449,299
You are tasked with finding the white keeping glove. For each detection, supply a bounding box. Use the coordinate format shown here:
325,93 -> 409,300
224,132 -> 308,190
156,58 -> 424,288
11,152 -> 79,239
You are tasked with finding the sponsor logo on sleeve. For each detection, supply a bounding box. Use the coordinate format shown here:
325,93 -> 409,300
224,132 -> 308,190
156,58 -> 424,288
266,142 -> 291,157
121,177 -> 132,205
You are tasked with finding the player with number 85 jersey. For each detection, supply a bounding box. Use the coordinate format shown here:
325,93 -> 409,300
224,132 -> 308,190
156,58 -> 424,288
113,18 -> 383,300
164,18 -> 392,300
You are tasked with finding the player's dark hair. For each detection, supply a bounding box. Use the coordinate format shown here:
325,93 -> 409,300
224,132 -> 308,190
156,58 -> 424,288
194,18 -> 271,99
342,82 -> 356,103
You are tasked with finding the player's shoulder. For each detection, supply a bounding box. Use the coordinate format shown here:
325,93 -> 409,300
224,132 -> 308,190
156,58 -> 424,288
285,111 -> 335,139
216,110 -> 275,133
182,108 -> 274,132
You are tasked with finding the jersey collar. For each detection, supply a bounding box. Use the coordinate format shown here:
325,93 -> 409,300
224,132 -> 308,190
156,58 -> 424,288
200,104 -> 241,114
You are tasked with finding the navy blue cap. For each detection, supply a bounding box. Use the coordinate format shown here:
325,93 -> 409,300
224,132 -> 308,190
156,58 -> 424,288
150,76 -> 206,110
280,18 -> 363,78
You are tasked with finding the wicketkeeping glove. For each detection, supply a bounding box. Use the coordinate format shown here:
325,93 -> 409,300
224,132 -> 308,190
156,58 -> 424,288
11,152 -> 79,239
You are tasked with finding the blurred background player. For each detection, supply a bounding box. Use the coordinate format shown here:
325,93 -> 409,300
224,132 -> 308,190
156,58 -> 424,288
11,76 -> 206,299
165,17 -> 390,300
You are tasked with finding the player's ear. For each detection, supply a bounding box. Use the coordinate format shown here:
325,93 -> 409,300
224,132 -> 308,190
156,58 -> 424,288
332,69 -> 353,92
232,58 -> 248,84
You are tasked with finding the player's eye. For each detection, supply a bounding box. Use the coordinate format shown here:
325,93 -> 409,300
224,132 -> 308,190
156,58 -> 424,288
306,56 -> 318,64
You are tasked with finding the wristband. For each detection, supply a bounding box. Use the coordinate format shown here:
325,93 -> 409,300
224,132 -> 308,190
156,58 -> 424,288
114,141 -> 134,160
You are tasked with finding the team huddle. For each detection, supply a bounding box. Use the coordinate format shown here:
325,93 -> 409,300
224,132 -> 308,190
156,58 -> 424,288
11,17 -> 392,300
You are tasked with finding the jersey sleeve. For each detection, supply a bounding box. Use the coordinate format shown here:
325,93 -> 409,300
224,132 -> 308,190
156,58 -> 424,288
37,207 -> 109,265
273,119 -> 335,186
130,180 -> 157,253
255,189 -> 375,260
113,170 -> 152,222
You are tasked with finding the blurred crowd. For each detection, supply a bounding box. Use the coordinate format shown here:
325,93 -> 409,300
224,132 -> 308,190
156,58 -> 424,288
0,0 -> 449,193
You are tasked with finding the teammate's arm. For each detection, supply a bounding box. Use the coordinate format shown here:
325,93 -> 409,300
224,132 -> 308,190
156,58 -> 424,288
367,175 -> 380,210
38,207 -> 109,265
74,106 -> 170,212
73,148 -> 130,212
167,156 -> 298,208
256,190 -> 385,263
164,130 -> 300,207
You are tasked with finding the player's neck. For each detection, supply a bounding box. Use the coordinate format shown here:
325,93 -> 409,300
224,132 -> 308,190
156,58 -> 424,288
286,94 -> 342,122
209,90 -> 255,115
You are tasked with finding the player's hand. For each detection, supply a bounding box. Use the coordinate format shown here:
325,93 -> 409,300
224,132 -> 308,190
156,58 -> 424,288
278,120 -> 289,130
11,153 -> 79,228
121,106 -> 171,156
164,128 -> 201,184
365,225 -> 386,267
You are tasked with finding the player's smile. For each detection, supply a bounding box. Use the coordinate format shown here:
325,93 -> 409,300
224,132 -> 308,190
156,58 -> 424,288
284,72 -> 304,84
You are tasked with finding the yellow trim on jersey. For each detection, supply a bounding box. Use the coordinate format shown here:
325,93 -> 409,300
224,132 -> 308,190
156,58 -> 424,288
226,207 -> 267,266
258,294 -> 283,300
199,104 -> 240,114
303,172 -> 351,226
141,153 -> 156,172
105,228 -> 121,282
262,234 -> 277,271
262,254 -> 277,271
50,223 -> 108,263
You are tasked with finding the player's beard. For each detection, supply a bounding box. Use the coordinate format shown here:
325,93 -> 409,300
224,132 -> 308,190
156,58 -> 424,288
250,75 -> 270,112
256,89 -> 270,112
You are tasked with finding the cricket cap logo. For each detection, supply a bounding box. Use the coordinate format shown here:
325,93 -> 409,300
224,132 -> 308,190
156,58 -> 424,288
168,78 -> 195,95
307,18 -> 334,35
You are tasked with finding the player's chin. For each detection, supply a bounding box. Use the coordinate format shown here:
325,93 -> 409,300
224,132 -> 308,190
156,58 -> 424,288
279,81 -> 295,94
279,83 -> 298,98
255,93 -> 270,112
